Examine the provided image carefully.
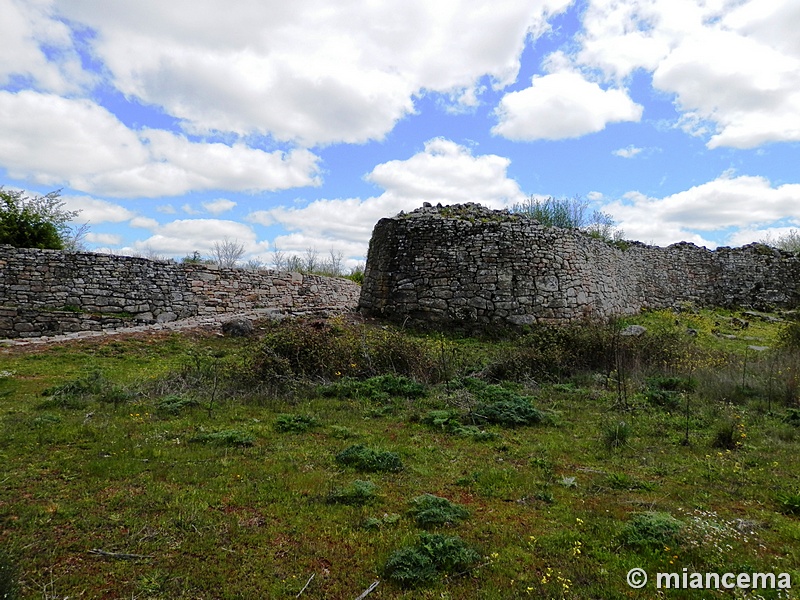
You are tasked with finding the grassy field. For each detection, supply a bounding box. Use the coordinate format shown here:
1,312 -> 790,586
1,309 -> 799,599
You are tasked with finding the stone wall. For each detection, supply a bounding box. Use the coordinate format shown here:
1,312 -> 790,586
0,245 -> 360,339
358,203 -> 800,327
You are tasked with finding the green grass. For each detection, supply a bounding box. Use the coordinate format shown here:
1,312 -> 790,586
1,310 -> 799,598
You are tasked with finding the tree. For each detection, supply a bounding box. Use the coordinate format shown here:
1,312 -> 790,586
0,188 -> 84,250
211,238 -> 245,268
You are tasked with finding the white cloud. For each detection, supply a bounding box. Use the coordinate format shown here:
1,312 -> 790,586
492,70 -> 643,140
604,172 -> 800,246
202,198 -> 237,215
133,218 -> 263,256
156,204 -> 177,214
248,138 -> 526,253
129,216 -> 160,229
0,91 -> 322,197
0,91 -> 147,184
0,0 -> 91,93
574,0 -> 800,148
85,232 -> 122,245
613,145 -> 643,158
49,0 -> 572,146
728,225 -> 800,248
62,195 -> 136,224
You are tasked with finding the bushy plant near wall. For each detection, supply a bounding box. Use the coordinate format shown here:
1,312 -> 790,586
0,188 -> 85,250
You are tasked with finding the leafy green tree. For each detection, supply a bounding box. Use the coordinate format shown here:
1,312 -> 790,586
0,188 -> 84,250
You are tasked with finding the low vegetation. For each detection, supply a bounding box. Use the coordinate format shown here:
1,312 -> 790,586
1,308 -> 800,598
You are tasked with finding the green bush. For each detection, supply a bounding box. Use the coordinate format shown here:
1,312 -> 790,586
189,429 -> 255,447
156,395 -> 199,416
250,319 -> 438,383
384,533 -> 480,588
644,376 -> 696,408
0,188 -> 79,250
711,419 -> 741,450
335,444 -> 403,473
621,511 -> 683,549
420,411 -> 498,441
274,414 -> 320,433
320,374 -> 427,402
409,494 -> 470,527
480,322 -> 696,382
326,480 -> 379,506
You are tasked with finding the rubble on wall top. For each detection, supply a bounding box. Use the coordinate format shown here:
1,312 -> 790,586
396,202 -> 522,223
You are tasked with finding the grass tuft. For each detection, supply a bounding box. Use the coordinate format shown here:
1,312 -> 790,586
335,444 -> 403,472
189,429 -> 255,447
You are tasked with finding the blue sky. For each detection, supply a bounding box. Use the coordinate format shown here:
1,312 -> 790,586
2,0 -> 799,268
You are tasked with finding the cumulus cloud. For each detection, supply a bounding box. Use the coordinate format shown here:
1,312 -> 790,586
492,70 -> 643,140
604,172 -> 800,246
133,218 -> 265,257
574,0 -> 800,148
202,198 -> 237,215
0,91 -> 321,197
248,138 -> 526,255
0,0 -> 91,93
85,232 -> 122,246
62,195 -> 136,224
46,0 -> 571,146
613,145 -> 643,158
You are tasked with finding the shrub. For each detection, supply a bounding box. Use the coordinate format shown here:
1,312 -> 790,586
420,411 -> 498,441
189,429 -> 255,447
42,369 -> 105,398
783,408 -> 800,426
384,533 -> 480,588
776,491 -> 800,516
473,396 -> 548,427
38,369 -> 133,408
335,444 -> 403,473
0,188 -> 83,250
408,494 -> 470,527
321,374 -> 427,402
274,414 -> 320,433
644,376 -> 696,409
711,419 -> 742,450
156,395 -> 199,416
621,511 -> 683,549
250,319 -> 439,383
326,480 -> 379,506
604,473 -> 655,491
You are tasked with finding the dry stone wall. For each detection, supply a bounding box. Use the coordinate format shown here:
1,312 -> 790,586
358,203 -> 800,328
0,245 -> 360,339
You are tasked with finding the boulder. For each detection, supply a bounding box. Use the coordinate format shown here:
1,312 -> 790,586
221,318 -> 254,337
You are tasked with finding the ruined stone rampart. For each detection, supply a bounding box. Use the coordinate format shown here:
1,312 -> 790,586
358,203 -> 800,327
0,245 -> 360,339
